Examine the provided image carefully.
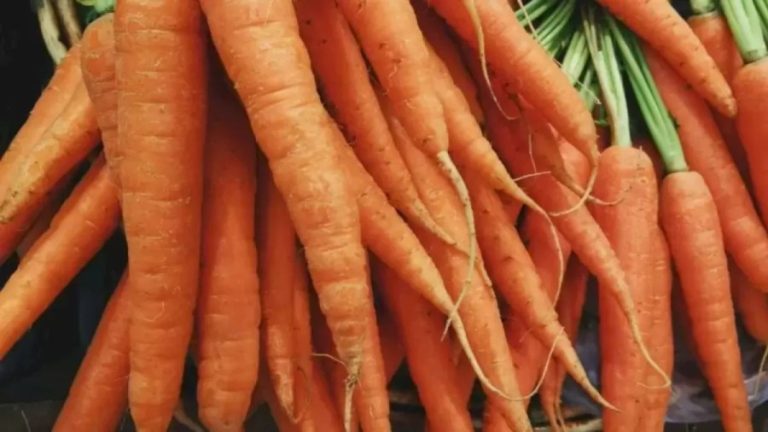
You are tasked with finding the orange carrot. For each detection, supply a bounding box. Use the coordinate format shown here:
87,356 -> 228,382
80,13 -> 120,187
294,0 -> 450,244
196,90 -> 260,432
0,82 -> 99,223
290,250 -> 316,432
115,1 -> 207,429
376,262 -> 474,432
597,0 -> 735,117
376,307 -> 405,383
660,171 -> 751,430
731,262 -> 768,344
259,366 -> 300,432
645,45 -> 768,289
0,156 -> 119,358
426,0 -> 599,167
53,273 -> 130,432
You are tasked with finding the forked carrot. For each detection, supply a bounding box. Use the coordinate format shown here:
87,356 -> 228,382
53,273 -> 130,432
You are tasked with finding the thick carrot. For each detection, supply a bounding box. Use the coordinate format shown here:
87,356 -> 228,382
0,82 -> 99,223
396,122 -> 532,431
731,262 -> 768,344
80,13 -> 120,187
294,0 -> 450,244
596,0 -> 735,116
115,1 -> 207,429
53,273 -> 130,432
426,0 -> 599,167
688,11 -> 749,179
540,258 -> 589,430
258,166 -> 300,417
660,171 -> 751,430
196,90 -> 260,432
0,156 -> 119,358
645,45 -> 768,289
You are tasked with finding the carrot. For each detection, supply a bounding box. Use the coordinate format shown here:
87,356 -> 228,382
395,120 -> 532,431
305,361 -> 345,432
0,82 -> 99,224
426,0 -> 600,169
80,13 -> 120,187
115,1 -> 207,429
294,0 -> 451,245
539,258 -> 589,430
258,165 -> 301,418
0,156 -> 119,358
53,273 -> 130,432
644,45 -> 768,289
688,9 -> 749,179
259,366 -> 300,432
375,262 -> 474,432
596,0 -> 735,117
731,262 -> 768,344
289,250 -> 316,432
661,171 -> 751,430
196,90 -> 260,432
376,307 -> 405,383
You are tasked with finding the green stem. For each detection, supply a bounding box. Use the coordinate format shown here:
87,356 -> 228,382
754,0 -> 768,41
536,0 -> 577,55
579,68 -> 598,113
582,4 -> 631,148
606,15 -> 688,172
721,0 -> 768,62
515,0 -> 555,28
561,29 -> 589,85
690,0 -> 717,14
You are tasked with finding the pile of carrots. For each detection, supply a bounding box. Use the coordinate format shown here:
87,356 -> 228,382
3,0 -> 768,430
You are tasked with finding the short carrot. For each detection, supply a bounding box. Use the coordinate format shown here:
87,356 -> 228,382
115,0 -> 208,429
196,90 -> 260,432
53,273 -> 130,432
0,156 -> 119,358
596,0 -> 736,117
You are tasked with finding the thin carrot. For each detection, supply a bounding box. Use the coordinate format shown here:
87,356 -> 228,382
196,90 -> 260,432
259,366 -> 300,432
645,45 -> 768,289
731,261 -> 768,344
376,307 -> 405,383
426,0 -> 600,168
53,273 -> 130,432
0,82 -> 99,223
596,0 -> 735,117
80,13 -> 120,187
0,156 -> 119,358
115,1 -> 207,429
294,0 -> 451,244
375,262 -> 474,432
290,250 -> 315,432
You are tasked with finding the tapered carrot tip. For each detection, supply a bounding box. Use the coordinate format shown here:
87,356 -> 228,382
722,96 -> 737,118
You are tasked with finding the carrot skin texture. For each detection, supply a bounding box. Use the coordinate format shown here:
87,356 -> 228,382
53,274 -> 130,432
733,60 -> 768,230
660,172 -> 752,431
591,147 -> 659,431
0,83 -> 100,223
427,0 -> 598,163
115,1 -> 207,429
645,46 -> 768,289
731,263 -> 768,343
0,157 -> 119,358
376,263 -> 474,432
376,308 -> 404,383
596,0 -> 735,117
196,92 -> 260,432
80,13 -> 120,187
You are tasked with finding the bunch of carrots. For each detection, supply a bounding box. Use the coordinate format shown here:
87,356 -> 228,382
2,0 -> 768,430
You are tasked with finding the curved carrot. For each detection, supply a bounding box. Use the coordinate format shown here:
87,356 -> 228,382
80,13 -> 120,187
294,0 -> 451,244
660,171 -> 751,430
596,0 -> 735,117
116,1 -> 207,429
196,91 -> 260,432
53,274 -> 130,432
0,156 -> 119,358
645,45 -> 768,289
427,0 -> 599,168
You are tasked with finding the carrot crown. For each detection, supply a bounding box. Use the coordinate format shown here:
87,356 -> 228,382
690,0 -> 717,14
721,0 -> 768,62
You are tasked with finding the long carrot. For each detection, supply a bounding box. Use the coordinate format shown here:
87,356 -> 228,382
196,90 -> 260,432
289,249 -> 315,432
0,156 -> 119,358
115,1 -> 207,429
80,13 -> 120,187
731,262 -> 768,344
53,273 -> 130,432
596,0 -> 735,117
0,82 -> 99,223
293,0 -> 450,245
376,307 -> 405,383
375,262 -> 474,432
426,0 -> 599,169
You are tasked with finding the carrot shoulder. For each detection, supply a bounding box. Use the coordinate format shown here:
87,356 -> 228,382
115,0 -> 207,429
